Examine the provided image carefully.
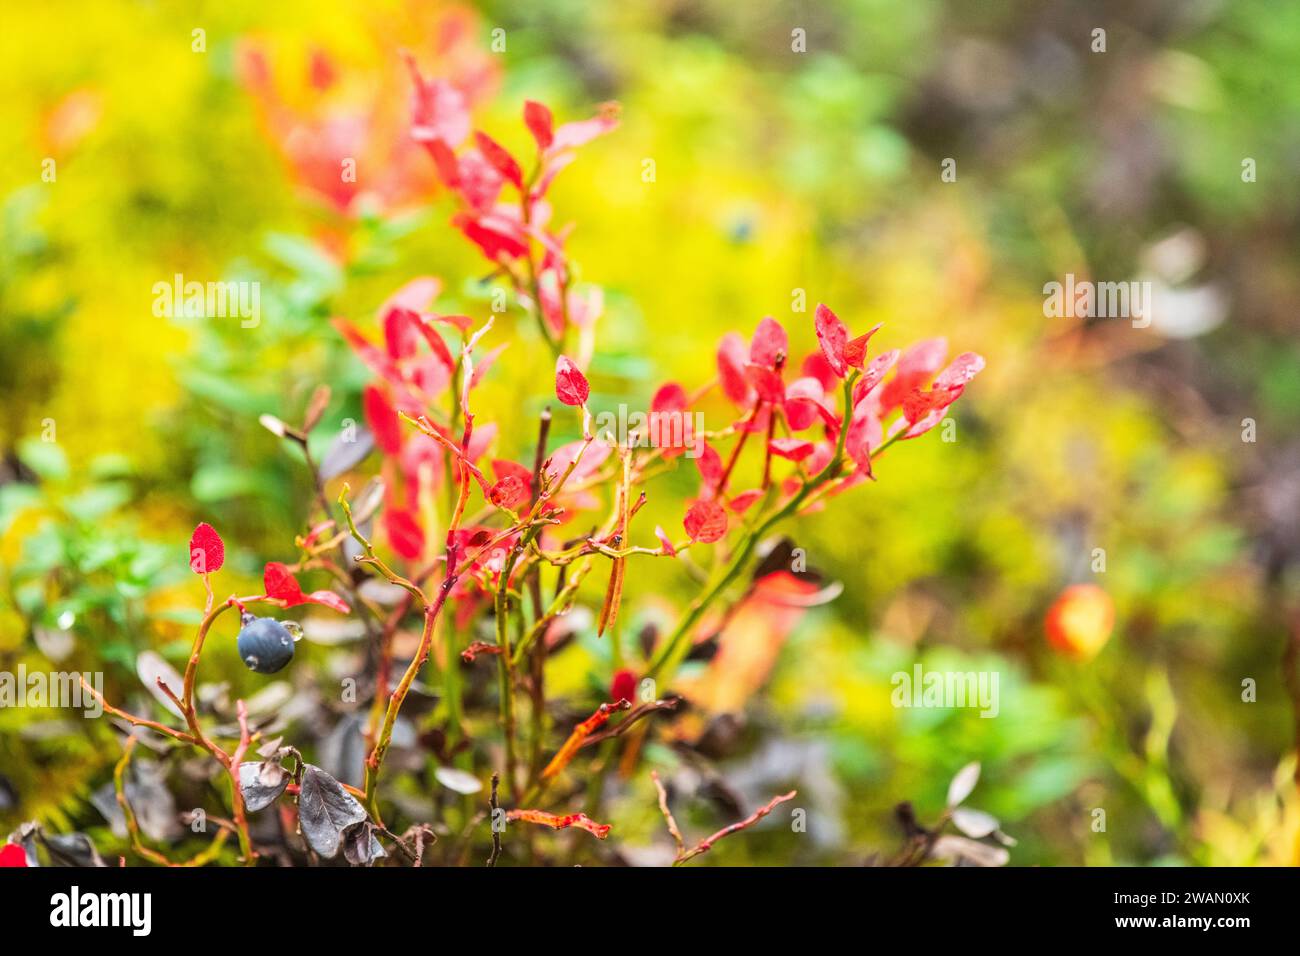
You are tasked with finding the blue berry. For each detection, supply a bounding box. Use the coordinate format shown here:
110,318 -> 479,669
236,613 -> 295,674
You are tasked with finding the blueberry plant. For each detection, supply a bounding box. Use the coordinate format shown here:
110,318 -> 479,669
54,53 -> 986,868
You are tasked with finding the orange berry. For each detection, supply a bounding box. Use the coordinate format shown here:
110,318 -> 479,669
1045,584 -> 1115,660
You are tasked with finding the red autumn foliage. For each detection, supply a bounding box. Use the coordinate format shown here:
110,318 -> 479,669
189,522 -> 225,574
80,45 -> 985,871
0,843 -> 27,867
554,354 -> 590,406
262,562 -> 351,614
683,499 -> 729,543
610,668 -> 638,706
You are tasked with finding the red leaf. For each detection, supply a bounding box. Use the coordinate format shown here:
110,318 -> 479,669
488,475 -> 529,510
305,590 -> 351,614
378,276 -> 441,317
650,382 -> 691,456
473,130 -> 523,190
545,438 -> 611,483
452,148 -> 505,212
383,305 -> 422,360
655,525 -> 678,556
902,387 -> 942,424
263,562 -> 351,613
651,381 -> 688,414
728,489 -> 763,513
384,509 -> 425,560
468,421 -> 498,464
555,355 -> 590,406
470,342 -> 508,389
542,700 -> 630,781
532,151 -> 576,200
493,458 -> 534,486
0,843 -> 27,867
425,137 -> 461,187
189,522 -> 225,574
784,377 -> 827,431
745,363 -> 786,404
549,104 -> 620,152
409,354 -> 451,399
843,323 -> 883,368
694,441 -> 723,489
596,553 -> 625,637
934,351 -> 986,390
845,400 -> 881,478
610,669 -> 637,705
410,313 -> 456,372
363,385 -> 403,455
524,100 -> 554,150
801,350 -> 839,393
454,213 -> 528,261
263,562 -> 303,603
683,499 -> 728,543
855,348 -> 900,402
506,809 -> 611,840
750,316 -> 788,369
813,303 -> 848,378
309,49 -> 337,90
403,51 -> 470,148
332,317 -> 404,389
879,337 -> 947,410
769,438 -> 814,461
429,312 -> 475,332
716,332 -> 752,404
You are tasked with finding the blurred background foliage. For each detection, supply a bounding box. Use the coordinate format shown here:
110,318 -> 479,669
1,0 -> 1298,865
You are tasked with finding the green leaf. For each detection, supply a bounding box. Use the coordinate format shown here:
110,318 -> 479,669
17,438 -> 69,482
0,483 -> 42,534
263,233 -> 343,286
62,484 -> 132,522
192,464 -> 262,501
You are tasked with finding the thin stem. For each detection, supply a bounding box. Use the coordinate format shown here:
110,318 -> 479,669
647,374 -> 860,681
487,772 -> 503,867
651,770 -> 685,855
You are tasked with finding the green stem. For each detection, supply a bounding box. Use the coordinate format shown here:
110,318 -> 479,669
364,581 -> 452,820
647,374 -> 859,682
496,527 -> 542,797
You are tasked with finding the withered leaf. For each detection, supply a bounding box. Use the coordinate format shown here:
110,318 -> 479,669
341,821 -> 387,867
297,764 -> 367,859
239,760 -> 290,813
135,650 -> 185,720
40,831 -> 108,867
318,426 -> 375,480
125,757 -> 182,841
